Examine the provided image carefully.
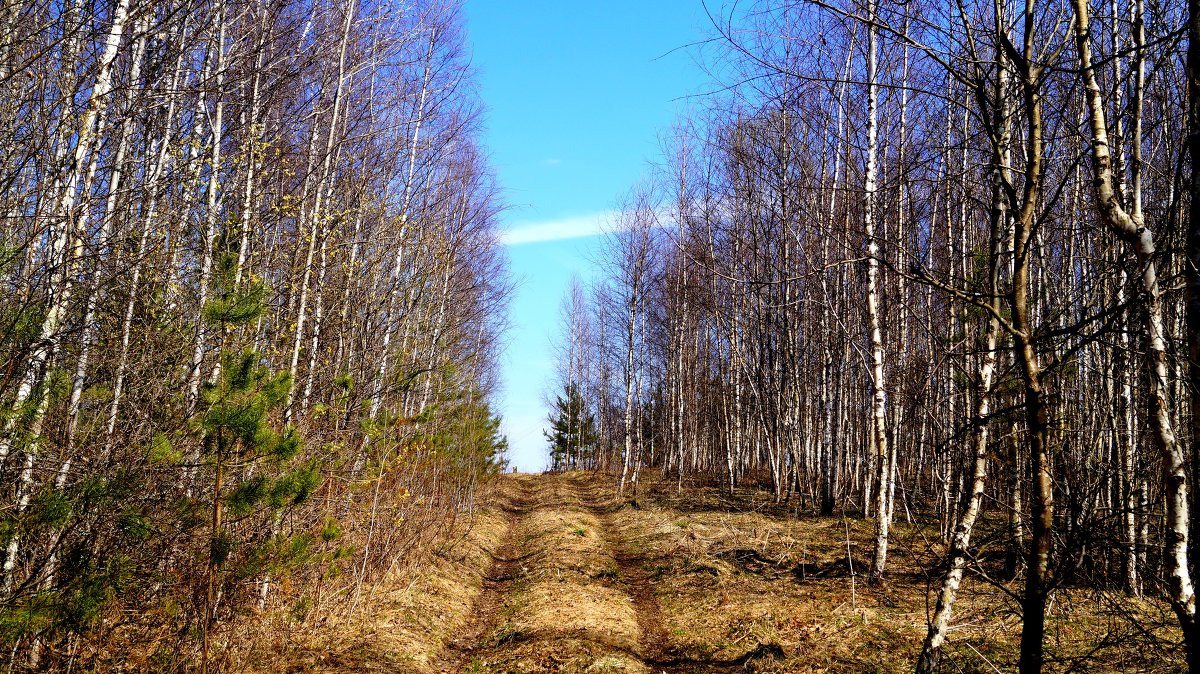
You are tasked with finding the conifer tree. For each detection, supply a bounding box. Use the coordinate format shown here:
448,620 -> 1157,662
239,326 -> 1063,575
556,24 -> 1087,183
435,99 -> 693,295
545,384 -> 597,471
194,254 -> 316,673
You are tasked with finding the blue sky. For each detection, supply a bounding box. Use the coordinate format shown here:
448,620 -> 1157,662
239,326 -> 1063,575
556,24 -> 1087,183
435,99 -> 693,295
462,1 -> 710,472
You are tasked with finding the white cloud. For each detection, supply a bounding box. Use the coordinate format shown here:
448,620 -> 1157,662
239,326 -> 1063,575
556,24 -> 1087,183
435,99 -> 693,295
500,211 -> 617,246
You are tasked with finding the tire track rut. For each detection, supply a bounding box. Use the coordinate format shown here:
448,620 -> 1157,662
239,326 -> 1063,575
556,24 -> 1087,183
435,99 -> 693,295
438,473 -> 789,673
439,479 -> 535,673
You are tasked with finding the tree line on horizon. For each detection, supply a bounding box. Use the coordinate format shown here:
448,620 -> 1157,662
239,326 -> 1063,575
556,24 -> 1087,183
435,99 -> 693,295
546,0 -> 1200,670
0,0 -> 510,669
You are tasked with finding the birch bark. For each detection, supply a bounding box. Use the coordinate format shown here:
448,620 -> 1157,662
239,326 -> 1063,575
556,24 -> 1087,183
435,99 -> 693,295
865,0 -> 892,586
1072,0 -> 1195,648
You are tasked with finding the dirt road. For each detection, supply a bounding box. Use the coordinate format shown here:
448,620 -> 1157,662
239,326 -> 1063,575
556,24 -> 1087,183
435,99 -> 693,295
436,473 -> 820,673
266,472 -> 1176,673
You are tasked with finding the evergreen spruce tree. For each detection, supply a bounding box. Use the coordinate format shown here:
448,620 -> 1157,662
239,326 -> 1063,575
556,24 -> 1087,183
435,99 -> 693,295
544,384 -> 596,471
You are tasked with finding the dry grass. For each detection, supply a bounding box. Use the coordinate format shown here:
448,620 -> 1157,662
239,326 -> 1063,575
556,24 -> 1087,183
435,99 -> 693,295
238,479 -> 521,673
464,473 -> 645,672
622,475 -> 1184,673
236,472 -> 1186,673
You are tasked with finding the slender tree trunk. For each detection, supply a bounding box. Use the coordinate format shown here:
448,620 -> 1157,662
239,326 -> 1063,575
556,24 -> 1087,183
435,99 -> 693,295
187,6 -> 228,415
286,0 -> 356,422
105,35 -> 188,454
356,28 -> 435,470
620,285 -> 637,494
64,18 -> 148,458
1185,0 -> 1200,667
0,0 -> 132,469
0,0 -> 132,589
916,62 -> 1009,664
864,0 -> 891,586
1073,0 -> 1195,652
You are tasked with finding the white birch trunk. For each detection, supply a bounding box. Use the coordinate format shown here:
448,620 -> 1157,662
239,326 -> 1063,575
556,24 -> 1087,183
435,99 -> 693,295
864,0 -> 891,585
620,282 -> 637,494
916,53 -> 1010,665
0,0 -> 131,469
105,26 -> 190,454
355,27 -> 435,473
285,0 -> 356,421
1072,0 -> 1194,628
186,5 -> 228,415
64,18 -> 148,459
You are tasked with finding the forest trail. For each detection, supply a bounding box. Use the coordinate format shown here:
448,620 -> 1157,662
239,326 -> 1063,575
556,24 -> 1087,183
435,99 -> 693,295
436,473 -> 782,673
268,472 -> 1179,673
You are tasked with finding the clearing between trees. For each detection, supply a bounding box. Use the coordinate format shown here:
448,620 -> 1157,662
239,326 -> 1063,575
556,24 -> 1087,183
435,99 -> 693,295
256,472 -> 1180,673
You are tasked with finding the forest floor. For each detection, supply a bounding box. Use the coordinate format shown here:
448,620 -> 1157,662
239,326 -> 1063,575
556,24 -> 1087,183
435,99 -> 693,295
254,472 -> 1184,673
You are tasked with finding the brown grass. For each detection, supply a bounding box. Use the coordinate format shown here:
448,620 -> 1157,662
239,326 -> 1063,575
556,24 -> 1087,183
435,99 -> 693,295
238,479 -> 520,673
461,473 -> 646,672
623,475 -> 1184,673
235,471 -> 1186,673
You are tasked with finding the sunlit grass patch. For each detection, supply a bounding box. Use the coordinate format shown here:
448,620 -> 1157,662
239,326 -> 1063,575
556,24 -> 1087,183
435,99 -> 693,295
242,483 -> 516,673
